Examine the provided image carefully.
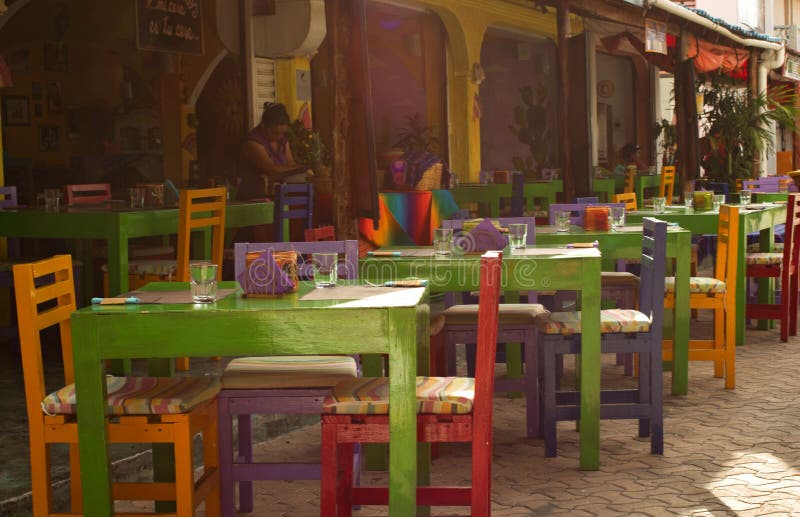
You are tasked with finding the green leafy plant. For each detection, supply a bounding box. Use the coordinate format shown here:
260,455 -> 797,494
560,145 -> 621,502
653,118 -> 676,167
287,120 -> 330,169
509,84 -> 553,180
393,113 -> 439,154
699,73 -> 798,189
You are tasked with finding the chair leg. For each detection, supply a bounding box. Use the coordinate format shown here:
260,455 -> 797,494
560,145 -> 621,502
203,403 -> 221,517
69,443 -> 83,513
237,414 -> 254,512
174,421 -> 194,517
176,357 -> 190,371
337,442 -> 355,517
713,306 -> 725,378
637,349 -> 651,438
725,303 -> 736,390
540,339 -> 557,457
444,331 -> 457,376
649,339 -> 664,455
218,397 -> 237,517
30,430 -> 53,516
321,418 -> 338,517
789,276 -> 799,337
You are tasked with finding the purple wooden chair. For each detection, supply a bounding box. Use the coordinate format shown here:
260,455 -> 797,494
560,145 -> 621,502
743,176 -> 797,192
274,183 -> 314,242
220,239 -> 359,516
535,218 -> 666,456
441,217 -> 547,438
576,196 -> 600,204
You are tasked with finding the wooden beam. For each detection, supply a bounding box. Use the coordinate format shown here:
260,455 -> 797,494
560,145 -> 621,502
557,0 -> 574,200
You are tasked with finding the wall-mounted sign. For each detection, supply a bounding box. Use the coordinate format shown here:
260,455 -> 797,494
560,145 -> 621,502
136,0 -> 204,56
645,19 -> 667,55
784,54 -> 800,82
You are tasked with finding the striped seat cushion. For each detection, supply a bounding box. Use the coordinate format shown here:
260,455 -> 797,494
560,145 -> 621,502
222,355 -> 358,389
42,376 -> 220,415
745,252 -> 783,266
535,309 -> 651,335
322,376 -> 474,415
443,303 -> 549,325
664,276 -> 726,294
747,242 -> 784,253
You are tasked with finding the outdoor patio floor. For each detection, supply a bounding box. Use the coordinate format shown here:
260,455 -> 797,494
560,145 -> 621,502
3,310 -> 800,515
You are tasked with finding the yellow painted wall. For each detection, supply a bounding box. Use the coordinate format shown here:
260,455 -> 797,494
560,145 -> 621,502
276,57 -> 311,121
396,0 -> 575,182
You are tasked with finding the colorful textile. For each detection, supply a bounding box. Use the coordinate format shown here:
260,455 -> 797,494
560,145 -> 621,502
535,309 -> 651,335
322,376 -> 475,415
359,190 -> 460,246
443,303 -> 549,325
665,276 -> 726,293
458,218 -> 507,252
42,376 -> 220,416
745,253 -> 783,266
222,355 -> 358,389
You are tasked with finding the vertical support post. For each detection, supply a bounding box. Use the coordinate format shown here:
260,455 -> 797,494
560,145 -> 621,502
557,0 -> 574,201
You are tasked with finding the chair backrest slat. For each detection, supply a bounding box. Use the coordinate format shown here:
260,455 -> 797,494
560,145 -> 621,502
781,194 -> 800,290
612,193 -> 638,212
624,166 -> 637,194
716,205 -> 740,291
660,166 -> 676,204
638,218 -> 667,328
176,187 -> 227,282
472,251 -> 502,429
275,183 -> 314,241
234,240 -> 359,281
743,176 -> 797,192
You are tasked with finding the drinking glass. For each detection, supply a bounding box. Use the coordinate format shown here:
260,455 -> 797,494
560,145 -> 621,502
555,210 -> 571,232
712,194 -> 726,211
129,187 -> 146,208
507,223 -> 527,249
312,252 -> 338,288
44,189 -> 61,212
739,189 -> 752,206
610,206 -> 626,230
653,196 -> 666,214
683,191 -> 694,210
779,181 -> 790,194
433,227 -> 453,255
189,262 -> 218,303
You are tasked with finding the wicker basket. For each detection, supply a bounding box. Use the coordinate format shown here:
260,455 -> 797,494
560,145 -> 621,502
414,163 -> 443,190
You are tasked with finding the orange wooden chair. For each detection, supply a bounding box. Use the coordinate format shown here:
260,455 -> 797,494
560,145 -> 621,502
745,193 -> 800,341
663,205 -> 739,389
614,192 -> 638,211
64,183 -> 111,205
623,165 -> 637,194
13,255 -> 220,516
659,166 -> 676,205
320,251 -> 502,516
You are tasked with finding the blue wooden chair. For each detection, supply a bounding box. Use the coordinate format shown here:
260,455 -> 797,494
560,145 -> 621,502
274,183 -> 314,242
219,240 -> 360,516
535,217 -> 667,456
441,217 -> 547,437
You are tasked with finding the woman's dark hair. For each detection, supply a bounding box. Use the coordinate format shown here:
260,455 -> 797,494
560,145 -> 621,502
261,102 -> 290,128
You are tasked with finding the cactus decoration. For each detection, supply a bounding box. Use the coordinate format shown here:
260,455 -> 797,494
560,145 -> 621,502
509,84 -> 553,180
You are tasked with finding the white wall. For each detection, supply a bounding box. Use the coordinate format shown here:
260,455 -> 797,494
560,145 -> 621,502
596,53 -> 635,162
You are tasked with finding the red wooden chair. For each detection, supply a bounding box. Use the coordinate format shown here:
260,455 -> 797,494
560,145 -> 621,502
64,183 -> 111,205
745,193 -> 800,341
305,225 -> 336,242
320,250 -> 502,516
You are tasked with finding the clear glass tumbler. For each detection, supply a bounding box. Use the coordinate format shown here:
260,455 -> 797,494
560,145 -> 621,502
610,206 -> 625,230
653,196 -> 666,214
712,194 -> 726,211
507,223 -> 527,249
433,227 -> 453,255
312,252 -> 338,288
739,189 -> 752,205
555,210 -> 571,232
190,262 -> 218,303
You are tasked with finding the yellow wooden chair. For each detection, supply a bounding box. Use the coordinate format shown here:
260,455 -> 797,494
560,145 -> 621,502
13,255 -> 220,516
663,205 -> 739,389
613,192 -> 638,211
659,166 -> 676,205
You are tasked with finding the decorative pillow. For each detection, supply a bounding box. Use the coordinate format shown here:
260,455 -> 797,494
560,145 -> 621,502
237,248 -> 297,297
745,253 -> 783,266
535,309 -> 651,335
457,218 -> 507,253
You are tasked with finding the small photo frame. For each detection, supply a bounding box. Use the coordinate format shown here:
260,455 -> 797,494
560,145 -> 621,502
1,95 -> 30,126
39,125 -> 60,152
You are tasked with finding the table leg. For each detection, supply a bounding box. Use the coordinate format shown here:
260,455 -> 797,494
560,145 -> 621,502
671,233 -> 690,395
503,291 -> 523,397
756,228 -> 775,330
579,262 -> 601,470
106,234 -> 131,375
149,359 -> 176,513
361,354 -> 388,470
388,307 -> 419,514
73,322 -> 113,516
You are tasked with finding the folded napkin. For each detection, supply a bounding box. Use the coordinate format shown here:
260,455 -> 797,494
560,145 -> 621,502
237,249 -> 297,297
457,218 -> 508,253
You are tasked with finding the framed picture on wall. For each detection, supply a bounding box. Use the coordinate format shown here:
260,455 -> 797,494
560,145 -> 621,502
1,95 -> 30,126
39,125 -> 60,152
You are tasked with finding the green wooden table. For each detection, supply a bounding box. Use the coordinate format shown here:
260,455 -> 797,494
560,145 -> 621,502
0,202 -> 273,299
362,245 -> 603,470
753,193 -> 789,203
537,224 -> 692,396
450,181 -> 563,216
626,203 -> 787,346
71,281 -> 429,516
593,174 -> 661,206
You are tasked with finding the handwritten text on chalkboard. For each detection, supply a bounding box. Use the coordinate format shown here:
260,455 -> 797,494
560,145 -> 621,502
136,0 -> 204,56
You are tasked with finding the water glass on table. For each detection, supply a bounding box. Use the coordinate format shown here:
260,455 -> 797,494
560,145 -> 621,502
712,194 -> 725,211
507,223 -> 527,249
44,189 -> 61,212
433,227 -> 453,255
190,262 -> 218,303
610,206 -> 625,231
683,191 -> 693,210
739,189 -> 752,206
653,196 -> 666,214
555,210 -> 571,232
312,252 -> 338,288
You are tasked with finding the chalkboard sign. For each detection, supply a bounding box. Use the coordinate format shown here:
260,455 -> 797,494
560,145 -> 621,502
136,0 -> 204,56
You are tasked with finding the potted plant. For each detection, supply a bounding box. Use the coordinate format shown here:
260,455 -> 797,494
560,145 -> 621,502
509,83 -> 554,181
654,118 -> 677,168
393,113 -> 440,154
698,73 -> 798,190
287,120 -> 332,193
